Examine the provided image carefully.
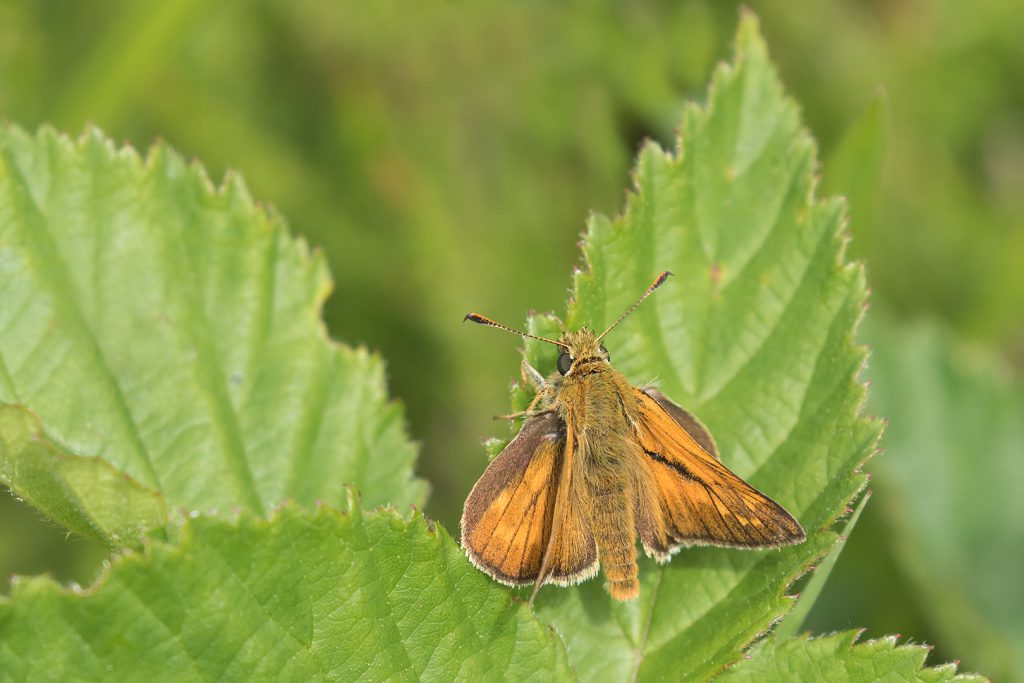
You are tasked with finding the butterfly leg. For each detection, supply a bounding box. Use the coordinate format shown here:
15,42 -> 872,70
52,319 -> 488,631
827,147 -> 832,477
519,359 -> 548,392
494,361 -> 552,420
493,402 -> 552,421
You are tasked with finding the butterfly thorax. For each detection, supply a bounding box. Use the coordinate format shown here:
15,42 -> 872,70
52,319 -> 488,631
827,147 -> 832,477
547,326 -> 637,447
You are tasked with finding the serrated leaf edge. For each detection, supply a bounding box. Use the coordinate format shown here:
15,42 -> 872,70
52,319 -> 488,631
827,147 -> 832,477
515,11 -> 883,679
0,123 -> 428,513
732,629 -> 988,682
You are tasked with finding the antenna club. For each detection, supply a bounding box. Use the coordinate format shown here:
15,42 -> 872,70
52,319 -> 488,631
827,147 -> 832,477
463,311 -> 567,348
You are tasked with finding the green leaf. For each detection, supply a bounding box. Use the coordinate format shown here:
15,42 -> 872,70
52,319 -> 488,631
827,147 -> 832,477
864,319 -> 1024,680
0,125 -> 426,543
0,498 -> 572,681
774,490 -> 870,641
497,14 -> 880,680
720,631 -> 987,682
0,404 -> 166,547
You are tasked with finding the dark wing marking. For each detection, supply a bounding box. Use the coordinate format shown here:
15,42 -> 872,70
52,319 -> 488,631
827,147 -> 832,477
640,387 -> 718,458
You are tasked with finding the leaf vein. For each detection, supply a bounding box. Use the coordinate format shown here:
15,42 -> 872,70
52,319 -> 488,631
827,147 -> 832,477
0,146 -> 163,489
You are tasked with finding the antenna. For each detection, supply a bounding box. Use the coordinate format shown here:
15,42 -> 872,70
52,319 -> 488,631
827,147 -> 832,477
595,271 -> 672,342
463,313 -> 568,349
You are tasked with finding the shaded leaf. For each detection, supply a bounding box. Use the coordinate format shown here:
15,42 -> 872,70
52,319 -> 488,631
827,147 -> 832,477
0,125 -> 426,543
0,498 -> 571,681
721,631 -> 986,682
0,404 -> 166,547
775,490 -> 870,641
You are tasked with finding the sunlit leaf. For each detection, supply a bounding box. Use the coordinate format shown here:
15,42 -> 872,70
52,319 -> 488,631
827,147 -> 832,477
491,14 -> 882,679
721,631 -> 986,682
0,125 -> 426,545
775,491 -> 870,641
0,499 -> 572,680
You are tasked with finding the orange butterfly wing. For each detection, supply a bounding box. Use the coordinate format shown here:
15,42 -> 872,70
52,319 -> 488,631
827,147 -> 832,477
461,412 -> 598,587
631,388 -> 805,561
641,388 -> 719,459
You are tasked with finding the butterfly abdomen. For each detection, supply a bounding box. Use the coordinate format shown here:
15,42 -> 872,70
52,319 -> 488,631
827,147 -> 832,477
581,430 -> 639,602
572,373 -> 642,601
589,478 -> 638,600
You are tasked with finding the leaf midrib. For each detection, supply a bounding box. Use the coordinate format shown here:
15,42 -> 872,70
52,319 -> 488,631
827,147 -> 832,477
149,161 -> 263,513
0,141 -> 164,491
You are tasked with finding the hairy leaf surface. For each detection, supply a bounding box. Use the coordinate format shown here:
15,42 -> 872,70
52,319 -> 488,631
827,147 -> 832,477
722,631 -> 986,682
0,500 -> 571,681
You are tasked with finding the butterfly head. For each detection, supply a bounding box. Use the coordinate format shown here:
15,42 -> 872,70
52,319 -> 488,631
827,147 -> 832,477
554,329 -> 610,375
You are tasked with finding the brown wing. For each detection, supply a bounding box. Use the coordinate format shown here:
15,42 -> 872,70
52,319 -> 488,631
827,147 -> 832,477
631,389 -> 805,562
461,412 -> 597,587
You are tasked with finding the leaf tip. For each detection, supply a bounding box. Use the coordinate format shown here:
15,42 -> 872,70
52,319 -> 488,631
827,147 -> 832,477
733,7 -> 769,59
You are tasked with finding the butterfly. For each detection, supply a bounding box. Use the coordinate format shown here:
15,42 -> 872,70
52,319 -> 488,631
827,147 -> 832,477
461,271 -> 805,602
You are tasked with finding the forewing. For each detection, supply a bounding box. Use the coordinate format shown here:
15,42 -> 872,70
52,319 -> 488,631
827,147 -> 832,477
640,387 -> 718,458
631,389 -> 805,561
535,403 -> 599,589
461,412 -> 596,586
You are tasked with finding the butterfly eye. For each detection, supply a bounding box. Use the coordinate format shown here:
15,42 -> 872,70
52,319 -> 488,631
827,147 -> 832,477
556,351 -> 573,375
599,345 -> 610,362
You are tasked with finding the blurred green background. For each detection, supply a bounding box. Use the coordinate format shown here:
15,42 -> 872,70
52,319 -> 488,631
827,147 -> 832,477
1,1 -> 1022,679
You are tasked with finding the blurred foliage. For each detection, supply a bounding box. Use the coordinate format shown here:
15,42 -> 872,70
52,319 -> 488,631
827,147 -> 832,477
0,0 -> 1021,679
805,319 -> 1024,680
